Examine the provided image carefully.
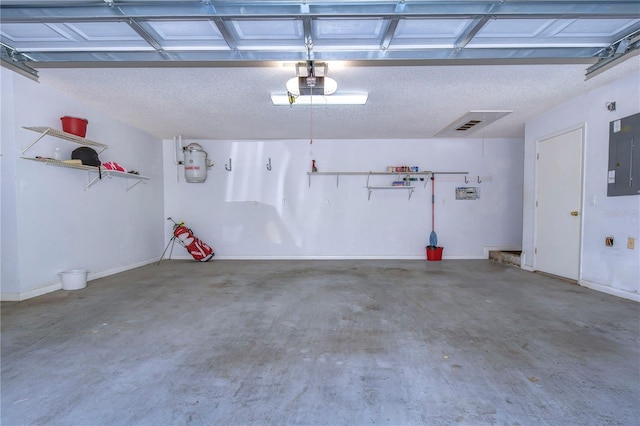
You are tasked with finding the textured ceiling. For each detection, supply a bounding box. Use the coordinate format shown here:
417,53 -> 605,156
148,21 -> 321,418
36,56 -> 640,140
3,1 -> 639,140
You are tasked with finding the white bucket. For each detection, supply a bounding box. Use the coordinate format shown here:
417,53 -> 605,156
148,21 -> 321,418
60,269 -> 88,290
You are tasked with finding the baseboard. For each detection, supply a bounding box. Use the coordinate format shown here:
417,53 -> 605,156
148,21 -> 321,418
0,293 -> 21,301
444,255 -> 486,260
163,255 -> 485,260
88,257 -> 159,280
579,279 -> 640,302
1,281 -> 61,302
180,255 -> 428,260
1,257 -> 160,302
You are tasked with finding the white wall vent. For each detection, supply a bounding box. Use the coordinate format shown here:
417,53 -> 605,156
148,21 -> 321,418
435,111 -> 512,137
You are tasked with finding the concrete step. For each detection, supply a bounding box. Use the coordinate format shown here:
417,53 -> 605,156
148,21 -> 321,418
489,250 -> 521,267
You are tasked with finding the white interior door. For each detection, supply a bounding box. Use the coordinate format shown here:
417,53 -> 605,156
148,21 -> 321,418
535,127 -> 583,280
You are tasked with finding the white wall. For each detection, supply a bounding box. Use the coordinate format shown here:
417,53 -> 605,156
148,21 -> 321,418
163,137 -> 524,259
1,68 -> 165,300
1,69 -> 20,295
523,70 -> 640,301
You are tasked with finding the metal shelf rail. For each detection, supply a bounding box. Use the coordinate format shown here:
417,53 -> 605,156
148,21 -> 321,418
22,126 -> 108,154
20,126 -> 148,190
307,170 -> 468,200
21,157 -> 149,190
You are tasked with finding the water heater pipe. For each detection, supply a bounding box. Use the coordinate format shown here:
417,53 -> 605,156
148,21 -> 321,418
174,135 -> 185,182
174,135 -> 184,165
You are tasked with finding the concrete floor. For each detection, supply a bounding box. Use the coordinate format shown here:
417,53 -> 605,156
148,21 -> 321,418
1,260 -> 638,425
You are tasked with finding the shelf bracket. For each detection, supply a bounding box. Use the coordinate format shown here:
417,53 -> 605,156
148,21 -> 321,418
225,158 -> 232,171
126,178 -> 145,191
84,173 -> 101,190
22,128 -> 51,154
408,187 -> 415,200
336,173 -> 340,188
367,187 -> 372,201
266,157 -> 272,171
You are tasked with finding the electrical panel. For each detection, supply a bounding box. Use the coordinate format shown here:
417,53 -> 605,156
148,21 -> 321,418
608,112 -> 640,196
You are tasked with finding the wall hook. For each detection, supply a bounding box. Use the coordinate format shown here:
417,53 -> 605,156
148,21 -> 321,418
464,176 -> 469,184
225,158 -> 232,171
266,157 -> 272,171
477,176 -> 482,184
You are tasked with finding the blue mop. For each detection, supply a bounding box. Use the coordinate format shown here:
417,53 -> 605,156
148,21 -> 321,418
429,175 -> 437,247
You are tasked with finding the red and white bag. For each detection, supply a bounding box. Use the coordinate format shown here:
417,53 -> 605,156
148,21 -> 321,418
173,225 -> 214,262
102,161 -> 127,172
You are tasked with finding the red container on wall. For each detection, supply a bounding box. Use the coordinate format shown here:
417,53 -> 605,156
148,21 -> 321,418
426,246 -> 443,261
61,116 -> 88,137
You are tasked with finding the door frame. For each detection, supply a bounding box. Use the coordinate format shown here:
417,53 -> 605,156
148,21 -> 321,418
533,123 -> 586,281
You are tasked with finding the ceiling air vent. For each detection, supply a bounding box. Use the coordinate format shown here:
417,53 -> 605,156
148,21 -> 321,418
435,111 -> 512,137
456,120 -> 482,131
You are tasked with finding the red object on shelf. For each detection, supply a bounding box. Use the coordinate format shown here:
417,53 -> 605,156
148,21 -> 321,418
102,162 -> 126,172
426,246 -> 443,261
61,116 -> 88,137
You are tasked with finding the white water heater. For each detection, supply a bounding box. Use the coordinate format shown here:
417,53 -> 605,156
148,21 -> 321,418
183,143 -> 211,183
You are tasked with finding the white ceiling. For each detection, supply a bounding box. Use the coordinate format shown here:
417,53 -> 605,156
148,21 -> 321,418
2,1 -> 639,140
36,56 -> 640,140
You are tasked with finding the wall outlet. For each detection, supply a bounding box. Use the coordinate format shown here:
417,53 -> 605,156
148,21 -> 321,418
628,238 -> 635,250
606,236 -> 614,247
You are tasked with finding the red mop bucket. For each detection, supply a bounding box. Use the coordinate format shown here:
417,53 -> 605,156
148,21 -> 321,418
426,246 -> 443,261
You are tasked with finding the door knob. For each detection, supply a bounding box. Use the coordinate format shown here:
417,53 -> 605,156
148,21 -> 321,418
570,211 -> 579,216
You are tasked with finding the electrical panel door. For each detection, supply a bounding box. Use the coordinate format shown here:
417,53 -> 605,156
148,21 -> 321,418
608,112 -> 640,196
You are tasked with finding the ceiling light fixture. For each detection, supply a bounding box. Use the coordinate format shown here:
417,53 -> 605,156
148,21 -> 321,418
276,60 -> 366,105
271,93 -> 368,106
286,76 -> 338,96
285,61 -> 338,96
